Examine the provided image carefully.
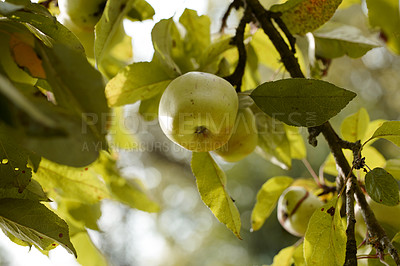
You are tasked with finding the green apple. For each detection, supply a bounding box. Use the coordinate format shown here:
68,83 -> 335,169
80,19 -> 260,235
277,186 -> 324,237
158,72 -> 239,152
214,107 -> 258,162
58,0 -> 106,30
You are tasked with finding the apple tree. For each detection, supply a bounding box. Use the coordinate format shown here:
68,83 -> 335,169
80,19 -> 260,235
0,0 -> 400,265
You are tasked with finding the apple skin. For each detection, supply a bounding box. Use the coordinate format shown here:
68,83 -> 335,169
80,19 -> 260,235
158,72 -> 239,152
58,0 -> 106,31
277,186 -> 324,237
214,107 -> 258,162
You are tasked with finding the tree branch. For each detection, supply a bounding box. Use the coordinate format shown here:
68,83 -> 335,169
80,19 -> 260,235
354,185 -> 400,264
224,5 -> 252,92
345,177 -> 358,266
220,0 -> 244,33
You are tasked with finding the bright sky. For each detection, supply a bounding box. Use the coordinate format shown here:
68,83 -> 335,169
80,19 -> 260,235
0,1 -> 208,265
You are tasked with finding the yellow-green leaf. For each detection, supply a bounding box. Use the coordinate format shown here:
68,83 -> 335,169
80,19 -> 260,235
364,121 -> 400,148
109,107 -> 138,150
385,159 -> 400,180
366,0 -> 400,54
270,246 -> 295,266
105,61 -> 172,107
292,242 -> 305,266
285,125 -> 306,160
34,158 -> 110,204
270,0 -> 343,35
251,176 -> 293,231
95,152 -> 160,213
252,105 -> 292,169
340,107 -> 370,142
179,9 -> 211,61
71,232 -> 107,266
191,152 -> 241,239
304,197 -> 346,265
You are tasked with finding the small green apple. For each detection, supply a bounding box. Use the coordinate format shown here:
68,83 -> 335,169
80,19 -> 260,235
58,0 -> 106,30
277,186 -> 324,237
158,72 -> 239,152
214,107 -> 258,162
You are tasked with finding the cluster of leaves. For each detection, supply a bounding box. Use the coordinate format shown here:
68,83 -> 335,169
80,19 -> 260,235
0,0 -> 400,265
0,0 -> 159,264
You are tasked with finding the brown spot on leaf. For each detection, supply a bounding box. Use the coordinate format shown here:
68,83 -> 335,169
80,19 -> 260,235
327,207 -> 335,216
59,233 -> 63,238
321,208 -> 324,211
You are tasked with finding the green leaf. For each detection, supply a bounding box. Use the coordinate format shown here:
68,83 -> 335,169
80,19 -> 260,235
95,152 -> 160,213
34,158 -> 110,204
285,125 -> 306,160
0,2 -> 23,15
0,198 -> 76,256
179,9 -> 211,61
252,106 -> 292,169
105,61 -> 172,107
191,152 -> 241,239
95,0 -> 134,65
364,121 -> 400,148
340,107 -> 370,142
0,126 -> 34,191
270,0 -> 342,35
59,201 -> 101,231
270,246 -> 295,266
314,22 -> 379,59
385,159 -> 400,180
0,74 -> 54,128
71,232 -> 108,266
151,19 -> 184,77
138,91 -> 163,121
363,119 -> 386,145
250,78 -> 356,127
38,42 -> 109,151
108,107 -> 138,150
2,6 -> 84,52
198,35 -> 235,73
126,0 -> 155,21
251,176 -> 293,231
304,197 -> 346,265
0,179 -> 49,201
250,29 -> 282,71
365,168 -> 400,206
366,0 -> 400,54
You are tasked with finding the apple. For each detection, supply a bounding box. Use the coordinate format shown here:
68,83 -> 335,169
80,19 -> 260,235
58,0 -> 106,57
214,107 -> 258,162
277,186 -> 324,237
58,0 -> 106,31
158,72 -> 239,152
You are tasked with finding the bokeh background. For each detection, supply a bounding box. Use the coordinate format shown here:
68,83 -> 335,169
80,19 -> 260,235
1,0 -> 400,265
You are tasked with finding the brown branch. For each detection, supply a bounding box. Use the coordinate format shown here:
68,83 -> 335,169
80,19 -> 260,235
355,185 -> 400,265
224,5 -> 252,92
220,0 -> 244,33
345,178 -> 358,266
